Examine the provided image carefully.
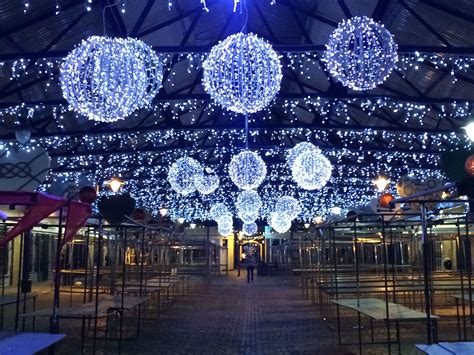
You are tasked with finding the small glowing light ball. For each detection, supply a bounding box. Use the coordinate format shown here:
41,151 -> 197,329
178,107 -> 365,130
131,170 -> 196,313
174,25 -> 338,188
269,213 -> 292,234
292,150 -> 332,190
60,36 -> 163,122
168,157 -> 202,195
242,222 -> 258,236
286,142 -> 318,169
194,173 -> 219,195
209,203 -> 229,221
202,32 -> 282,114
217,213 -> 233,236
229,151 -> 267,190
236,190 -> 262,215
275,196 -> 302,220
238,210 -> 259,223
323,16 -> 398,91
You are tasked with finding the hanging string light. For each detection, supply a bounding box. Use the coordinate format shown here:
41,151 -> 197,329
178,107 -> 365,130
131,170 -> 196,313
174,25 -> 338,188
229,150 -> 267,190
194,173 -> 219,195
202,32 -> 282,114
275,196 -> 302,220
242,222 -> 258,236
167,157 -> 202,195
323,16 -> 398,91
292,149 -> 332,190
60,36 -> 163,122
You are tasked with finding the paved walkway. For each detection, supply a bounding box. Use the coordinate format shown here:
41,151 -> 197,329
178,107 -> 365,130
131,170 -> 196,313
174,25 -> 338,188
115,272 -> 351,355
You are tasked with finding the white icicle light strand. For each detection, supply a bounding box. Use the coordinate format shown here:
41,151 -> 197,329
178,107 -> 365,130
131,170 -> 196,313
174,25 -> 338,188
323,16 -> 398,91
202,32 -> 282,114
275,196 -> 302,220
167,157 -> 202,195
61,36 -> 163,122
292,150 -> 332,190
242,222 -> 258,236
229,150 -> 267,190
194,173 -> 219,195
236,190 -> 262,215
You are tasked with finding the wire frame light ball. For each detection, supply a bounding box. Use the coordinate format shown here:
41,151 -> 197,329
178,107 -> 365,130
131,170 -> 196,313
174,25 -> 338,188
286,142 -> 319,169
269,213 -> 292,234
218,223 -> 233,237
194,173 -> 219,195
292,150 -> 332,190
209,203 -> 230,221
323,16 -> 398,91
236,190 -> 262,215
61,36 -> 163,122
202,32 -> 282,114
229,150 -> 267,190
238,210 -> 259,224
275,196 -> 302,220
168,157 -> 202,195
242,222 -> 258,236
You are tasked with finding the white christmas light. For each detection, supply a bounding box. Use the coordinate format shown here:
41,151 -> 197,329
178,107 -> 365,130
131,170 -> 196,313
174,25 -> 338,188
236,190 -> 262,215
229,150 -> 267,190
286,142 -> 318,169
323,16 -> 398,91
292,149 -> 332,190
464,121 -> 474,142
60,36 -> 163,122
168,157 -> 202,195
202,32 -> 282,114
194,173 -> 219,195
269,213 -> 291,234
275,196 -> 302,220
209,203 -> 229,221
242,222 -> 258,236
218,223 -> 233,236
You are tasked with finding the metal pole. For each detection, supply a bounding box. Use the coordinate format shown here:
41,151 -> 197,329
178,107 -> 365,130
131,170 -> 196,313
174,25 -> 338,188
421,203 -> 433,344
50,207 -> 64,334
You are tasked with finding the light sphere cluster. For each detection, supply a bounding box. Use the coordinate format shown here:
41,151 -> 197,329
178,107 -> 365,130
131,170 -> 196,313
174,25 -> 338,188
168,157 -> 202,195
275,196 -> 302,220
238,210 -> 259,223
323,16 -> 398,91
194,173 -> 219,195
269,213 -> 292,234
236,190 -> 262,215
60,36 -> 163,122
202,32 -> 282,114
292,149 -> 332,190
242,222 -> 258,236
217,213 -> 234,236
229,150 -> 267,190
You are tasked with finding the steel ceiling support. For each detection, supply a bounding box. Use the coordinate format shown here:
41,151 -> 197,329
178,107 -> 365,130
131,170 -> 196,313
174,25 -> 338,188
419,0 -> 474,25
372,0 -> 392,21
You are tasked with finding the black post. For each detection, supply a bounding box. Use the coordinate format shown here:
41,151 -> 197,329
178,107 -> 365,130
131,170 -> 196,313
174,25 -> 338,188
381,219 -> 392,354
421,204 -> 433,344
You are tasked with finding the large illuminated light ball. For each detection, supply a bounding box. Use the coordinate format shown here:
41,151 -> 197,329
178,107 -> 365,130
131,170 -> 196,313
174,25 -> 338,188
287,142 -> 318,169
275,196 -> 302,220
269,213 -> 292,234
202,32 -> 282,114
168,157 -> 202,195
60,36 -> 163,122
238,210 -> 259,223
236,190 -> 262,215
242,222 -> 258,236
292,150 -> 332,190
323,16 -> 398,91
194,173 -> 219,195
229,151 -> 267,190
209,203 -> 229,221
218,223 -> 233,236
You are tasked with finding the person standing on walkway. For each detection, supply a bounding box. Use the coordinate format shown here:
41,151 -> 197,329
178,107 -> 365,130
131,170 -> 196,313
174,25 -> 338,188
246,254 -> 256,283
